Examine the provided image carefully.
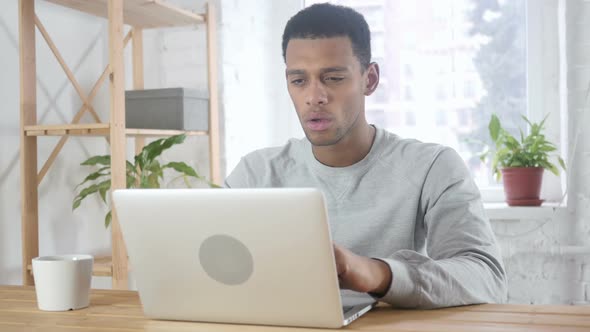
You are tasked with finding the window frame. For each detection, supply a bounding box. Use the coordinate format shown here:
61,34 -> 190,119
480,0 -> 565,203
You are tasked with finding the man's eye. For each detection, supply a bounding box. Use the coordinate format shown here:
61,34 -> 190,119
291,79 -> 305,86
325,77 -> 344,82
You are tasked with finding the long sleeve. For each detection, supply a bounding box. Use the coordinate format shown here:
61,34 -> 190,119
375,148 -> 508,308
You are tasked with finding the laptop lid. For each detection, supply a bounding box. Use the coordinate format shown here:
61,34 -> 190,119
113,188 -> 370,328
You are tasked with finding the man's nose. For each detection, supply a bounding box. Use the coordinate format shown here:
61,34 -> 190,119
305,81 -> 328,106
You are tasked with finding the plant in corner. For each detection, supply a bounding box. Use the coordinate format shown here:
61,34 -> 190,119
72,134 -> 219,227
481,114 -> 566,206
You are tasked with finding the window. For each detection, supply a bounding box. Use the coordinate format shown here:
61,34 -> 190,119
306,0 -> 560,200
463,79 -> 476,99
435,110 -> 448,126
436,82 -> 447,101
405,112 -> 416,126
372,32 -> 385,58
404,85 -> 414,101
367,109 -> 403,128
404,64 -> 414,79
372,81 -> 389,104
457,108 -> 471,127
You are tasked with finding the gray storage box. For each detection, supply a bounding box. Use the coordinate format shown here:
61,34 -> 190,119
125,88 -> 209,131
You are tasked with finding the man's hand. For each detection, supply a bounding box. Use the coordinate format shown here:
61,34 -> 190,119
333,244 -> 392,296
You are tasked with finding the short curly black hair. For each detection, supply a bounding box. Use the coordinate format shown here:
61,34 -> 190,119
281,3 -> 372,70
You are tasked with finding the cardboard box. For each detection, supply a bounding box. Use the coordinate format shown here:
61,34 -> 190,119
125,88 -> 209,131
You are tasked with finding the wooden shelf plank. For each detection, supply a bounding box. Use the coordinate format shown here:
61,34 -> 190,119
43,0 -> 205,28
26,256 -> 114,277
125,128 -> 208,136
24,123 -> 109,136
24,124 -> 207,137
25,123 -> 109,131
92,256 -> 114,277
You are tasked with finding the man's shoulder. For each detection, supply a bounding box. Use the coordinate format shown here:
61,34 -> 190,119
378,128 -> 451,166
225,138 -> 308,188
241,137 -> 307,167
377,128 -> 471,190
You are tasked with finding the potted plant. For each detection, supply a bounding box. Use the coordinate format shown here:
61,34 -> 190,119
72,134 -> 219,227
481,114 -> 566,206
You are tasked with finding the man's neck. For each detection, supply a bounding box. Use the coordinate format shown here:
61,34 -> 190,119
312,124 -> 376,167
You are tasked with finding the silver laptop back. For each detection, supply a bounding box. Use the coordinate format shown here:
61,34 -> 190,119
113,188 -> 372,328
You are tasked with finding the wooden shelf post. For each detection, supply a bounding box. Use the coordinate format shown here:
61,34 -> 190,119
19,0 -> 39,286
206,3 -> 221,185
132,27 -> 145,154
108,0 -> 128,290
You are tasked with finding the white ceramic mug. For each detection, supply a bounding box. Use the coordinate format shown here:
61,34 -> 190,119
32,254 -> 93,311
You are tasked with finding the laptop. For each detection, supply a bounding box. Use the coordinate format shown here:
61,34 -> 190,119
112,188 -> 376,328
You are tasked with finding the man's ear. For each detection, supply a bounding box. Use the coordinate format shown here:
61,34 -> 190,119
364,62 -> 380,96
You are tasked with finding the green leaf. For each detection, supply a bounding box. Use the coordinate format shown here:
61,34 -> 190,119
503,132 -> 520,150
558,157 -> 567,171
531,123 -> 540,136
143,135 -> 187,166
163,162 -> 222,188
140,175 -> 150,188
530,140 -> 539,154
547,163 -> 559,176
489,114 -> 501,143
163,161 -> 199,178
479,150 -> 489,163
81,155 -> 111,166
147,173 -> 160,188
99,187 -> 107,203
126,175 -> 136,188
72,198 -> 82,210
104,211 -> 112,228
521,115 -> 533,128
538,113 -> 550,131
538,144 -> 556,152
126,161 -> 138,177
145,160 -> 164,180
134,153 -> 147,173
75,167 -> 110,189
72,179 -> 111,210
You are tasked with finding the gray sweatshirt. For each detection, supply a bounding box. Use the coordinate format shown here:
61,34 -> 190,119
224,126 -> 507,308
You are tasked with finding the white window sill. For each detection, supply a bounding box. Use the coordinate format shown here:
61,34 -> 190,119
484,202 -> 567,222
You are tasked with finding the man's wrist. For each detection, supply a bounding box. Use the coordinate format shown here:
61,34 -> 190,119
368,258 -> 392,297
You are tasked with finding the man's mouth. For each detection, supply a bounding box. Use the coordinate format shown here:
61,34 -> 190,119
306,118 -> 332,131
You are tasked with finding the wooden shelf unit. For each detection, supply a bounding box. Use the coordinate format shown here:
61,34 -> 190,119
19,0 -> 220,288
45,0 -> 205,28
24,124 -> 208,137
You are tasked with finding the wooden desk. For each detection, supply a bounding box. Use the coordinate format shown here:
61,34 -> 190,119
1,285 -> 588,331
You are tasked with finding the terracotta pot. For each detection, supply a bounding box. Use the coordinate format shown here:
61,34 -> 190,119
501,167 -> 544,206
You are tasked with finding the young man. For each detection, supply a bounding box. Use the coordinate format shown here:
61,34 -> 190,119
225,3 -> 507,308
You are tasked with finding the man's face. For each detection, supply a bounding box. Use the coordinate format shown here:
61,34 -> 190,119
285,37 -> 376,147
